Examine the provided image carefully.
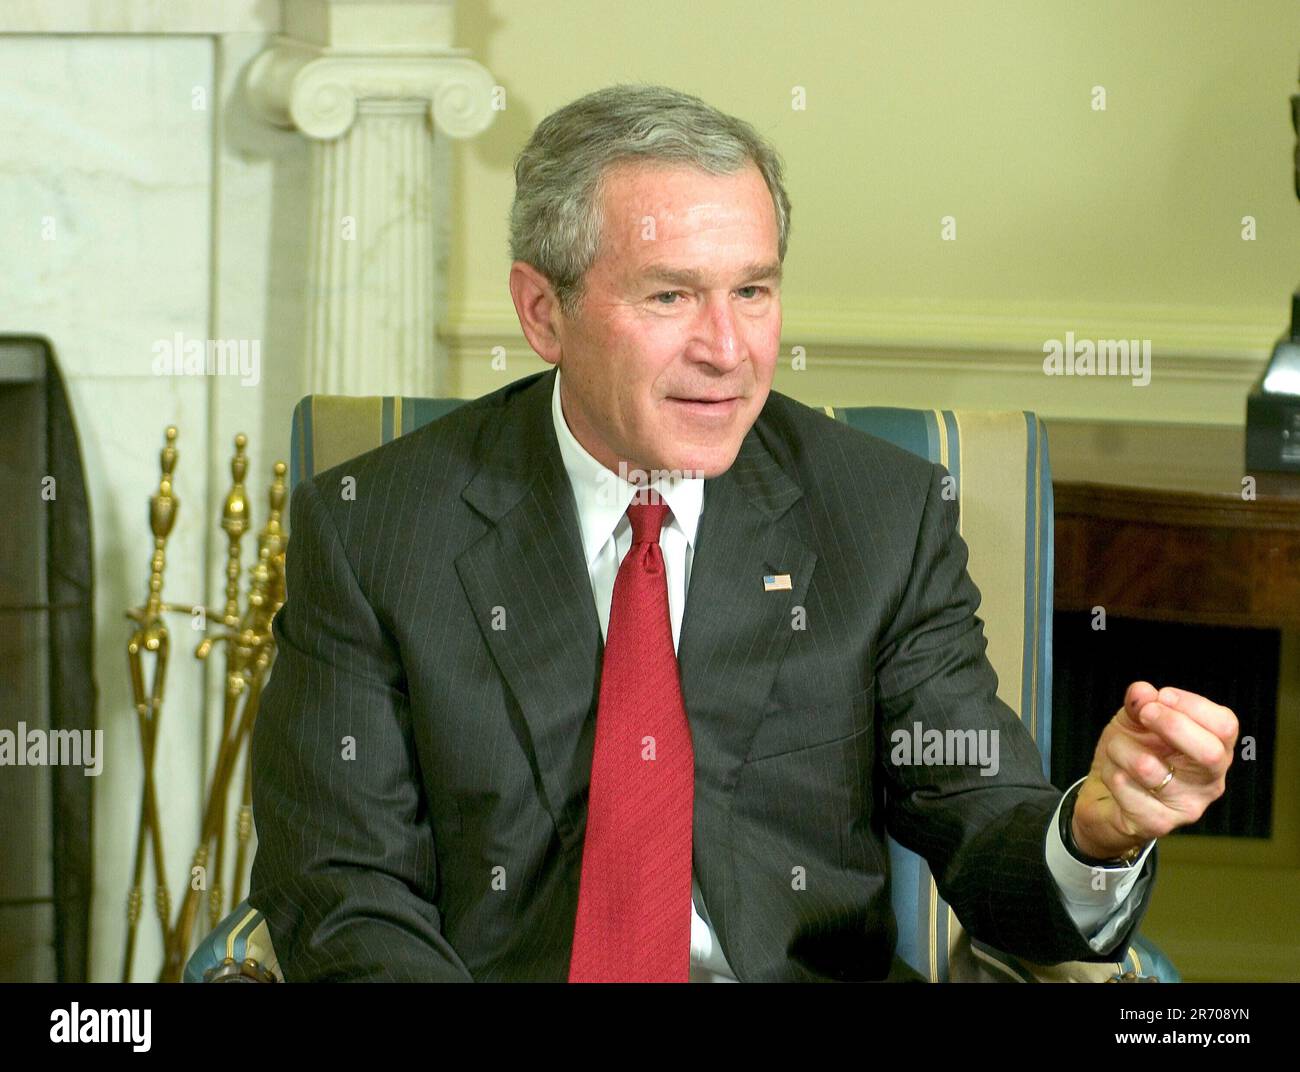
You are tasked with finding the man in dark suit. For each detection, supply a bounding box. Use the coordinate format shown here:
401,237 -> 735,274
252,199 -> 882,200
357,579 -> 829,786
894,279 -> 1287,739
248,84 -> 1237,982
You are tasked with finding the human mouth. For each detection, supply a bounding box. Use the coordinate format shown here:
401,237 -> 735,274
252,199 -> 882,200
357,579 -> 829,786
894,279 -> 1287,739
667,396 -> 740,420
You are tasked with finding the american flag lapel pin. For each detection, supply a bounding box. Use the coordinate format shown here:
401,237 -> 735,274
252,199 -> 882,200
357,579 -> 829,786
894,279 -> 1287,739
763,573 -> 793,592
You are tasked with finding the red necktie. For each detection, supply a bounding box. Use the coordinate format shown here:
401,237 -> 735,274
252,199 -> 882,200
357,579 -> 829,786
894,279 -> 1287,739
568,495 -> 695,982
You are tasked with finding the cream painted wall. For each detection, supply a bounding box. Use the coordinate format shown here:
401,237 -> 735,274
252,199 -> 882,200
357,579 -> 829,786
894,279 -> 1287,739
445,0 -> 1300,423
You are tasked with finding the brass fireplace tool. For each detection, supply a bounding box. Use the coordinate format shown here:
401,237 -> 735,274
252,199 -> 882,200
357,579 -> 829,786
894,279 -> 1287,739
123,427 -> 287,983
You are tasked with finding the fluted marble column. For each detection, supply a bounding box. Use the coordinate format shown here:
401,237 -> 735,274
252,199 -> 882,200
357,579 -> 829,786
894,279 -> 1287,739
246,1 -> 496,396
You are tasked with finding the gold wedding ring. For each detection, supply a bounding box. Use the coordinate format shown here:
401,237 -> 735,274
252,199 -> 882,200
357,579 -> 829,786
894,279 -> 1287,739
1151,767 -> 1175,794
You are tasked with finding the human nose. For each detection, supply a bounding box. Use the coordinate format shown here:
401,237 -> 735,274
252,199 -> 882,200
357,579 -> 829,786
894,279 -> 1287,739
686,291 -> 743,369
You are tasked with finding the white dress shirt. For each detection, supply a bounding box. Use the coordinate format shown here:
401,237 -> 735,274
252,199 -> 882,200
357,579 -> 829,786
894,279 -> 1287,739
550,367 -> 1154,982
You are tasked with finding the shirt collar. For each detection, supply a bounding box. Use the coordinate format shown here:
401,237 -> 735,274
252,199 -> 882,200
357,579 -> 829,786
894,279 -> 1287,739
551,366 -> 704,565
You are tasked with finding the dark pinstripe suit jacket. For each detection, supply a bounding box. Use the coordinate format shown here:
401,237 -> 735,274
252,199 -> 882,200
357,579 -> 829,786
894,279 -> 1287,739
248,365 -> 1155,982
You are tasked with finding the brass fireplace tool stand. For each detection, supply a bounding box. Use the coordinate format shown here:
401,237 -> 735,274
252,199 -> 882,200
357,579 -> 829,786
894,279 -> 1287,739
123,426 -> 287,983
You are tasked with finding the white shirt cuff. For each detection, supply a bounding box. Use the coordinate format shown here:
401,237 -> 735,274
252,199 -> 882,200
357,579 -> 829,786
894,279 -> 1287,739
1045,776 -> 1156,954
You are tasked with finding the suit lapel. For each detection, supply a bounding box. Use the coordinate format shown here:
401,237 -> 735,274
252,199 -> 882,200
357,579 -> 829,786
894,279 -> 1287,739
678,427 -> 817,783
455,368 -> 603,854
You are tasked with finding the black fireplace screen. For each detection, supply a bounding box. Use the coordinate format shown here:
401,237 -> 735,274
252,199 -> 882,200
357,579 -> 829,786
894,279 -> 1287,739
1052,609 -> 1277,840
0,335 -> 95,982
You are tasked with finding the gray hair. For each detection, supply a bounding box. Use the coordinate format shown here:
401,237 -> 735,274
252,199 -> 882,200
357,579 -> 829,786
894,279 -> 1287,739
509,83 -> 791,317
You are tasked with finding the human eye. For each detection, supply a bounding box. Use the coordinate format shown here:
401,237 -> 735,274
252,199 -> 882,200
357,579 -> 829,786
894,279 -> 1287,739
735,285 -> 769,300
651,290 -> 685,305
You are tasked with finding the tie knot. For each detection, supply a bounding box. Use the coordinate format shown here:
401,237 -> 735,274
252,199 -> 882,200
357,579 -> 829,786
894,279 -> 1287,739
626,499 -> 670,545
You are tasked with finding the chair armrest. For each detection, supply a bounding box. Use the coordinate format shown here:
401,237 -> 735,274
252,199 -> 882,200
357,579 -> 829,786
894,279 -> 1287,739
184,901 -> 283,983
950,932 -> 1181,982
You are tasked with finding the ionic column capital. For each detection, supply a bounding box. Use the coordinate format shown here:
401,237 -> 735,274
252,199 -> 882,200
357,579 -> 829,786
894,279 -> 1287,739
247,41 -> 496,141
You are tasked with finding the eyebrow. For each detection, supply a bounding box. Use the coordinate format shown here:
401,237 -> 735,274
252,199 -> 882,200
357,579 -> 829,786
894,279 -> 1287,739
636,261 -> 783,289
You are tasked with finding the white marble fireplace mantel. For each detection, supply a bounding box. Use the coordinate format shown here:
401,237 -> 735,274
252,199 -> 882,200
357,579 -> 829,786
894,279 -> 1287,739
0,0 -> 495,983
